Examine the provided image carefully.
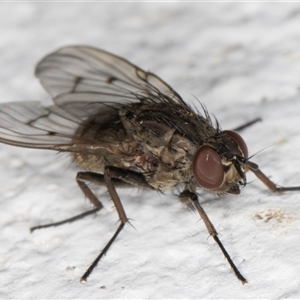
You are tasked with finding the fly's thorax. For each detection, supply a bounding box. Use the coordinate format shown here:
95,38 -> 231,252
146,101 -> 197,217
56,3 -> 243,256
118,102 -> 215,145
144,134 -> 198,190
117,103 -> 201,190
118,102 -> 203,167
119,103 -> 176,146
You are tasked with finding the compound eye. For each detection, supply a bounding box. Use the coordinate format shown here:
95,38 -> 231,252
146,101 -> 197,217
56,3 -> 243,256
223,130 -> 248,158
193,146 -> 224,190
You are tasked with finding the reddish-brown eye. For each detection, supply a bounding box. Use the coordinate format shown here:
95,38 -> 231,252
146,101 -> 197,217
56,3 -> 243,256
193,146 -> 224,190
223,130 -> 248,158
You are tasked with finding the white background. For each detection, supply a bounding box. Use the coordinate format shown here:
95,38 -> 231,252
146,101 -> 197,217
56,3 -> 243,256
1,2 -> 300,299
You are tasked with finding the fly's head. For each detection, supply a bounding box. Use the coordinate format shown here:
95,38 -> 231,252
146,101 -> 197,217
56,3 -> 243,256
192,130 -> 249,195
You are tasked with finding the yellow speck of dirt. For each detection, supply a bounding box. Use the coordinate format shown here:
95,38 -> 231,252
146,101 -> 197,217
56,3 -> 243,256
254,208 -> 296,235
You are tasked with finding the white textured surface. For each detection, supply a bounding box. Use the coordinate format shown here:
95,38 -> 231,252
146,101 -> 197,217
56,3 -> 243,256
1,3 -> 300,299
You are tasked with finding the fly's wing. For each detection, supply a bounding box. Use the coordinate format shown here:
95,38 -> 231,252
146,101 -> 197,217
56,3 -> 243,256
35,45 -> 186,111
0,46 -> 185,152
0,101 -> 121,154
0,101 -> 74,149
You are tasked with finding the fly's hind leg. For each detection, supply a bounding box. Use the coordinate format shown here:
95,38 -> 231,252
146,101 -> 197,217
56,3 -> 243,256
30,172 -> 109,232
30,168 -> 150,232
30,166 -> 152,281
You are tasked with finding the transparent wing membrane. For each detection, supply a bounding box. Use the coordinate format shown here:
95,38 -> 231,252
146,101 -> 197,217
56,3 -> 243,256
0,46 -> 186,150
36,46 -> 184,105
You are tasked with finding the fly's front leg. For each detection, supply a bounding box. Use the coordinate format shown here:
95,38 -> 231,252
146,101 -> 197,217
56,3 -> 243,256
80,166 -> 152,282
180,190 -> 247,284
245,160 -> 300,192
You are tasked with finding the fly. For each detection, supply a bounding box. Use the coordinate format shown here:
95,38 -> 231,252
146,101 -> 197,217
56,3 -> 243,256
1,46 -> 300,284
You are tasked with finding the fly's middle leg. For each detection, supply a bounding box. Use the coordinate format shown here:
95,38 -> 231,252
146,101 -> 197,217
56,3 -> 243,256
233,117 -> 262,132
80,166 -> 153,282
